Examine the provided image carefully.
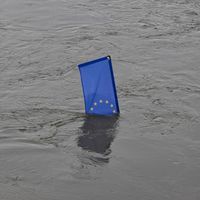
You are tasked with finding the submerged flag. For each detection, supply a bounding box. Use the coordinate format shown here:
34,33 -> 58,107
78,56 -> 120,115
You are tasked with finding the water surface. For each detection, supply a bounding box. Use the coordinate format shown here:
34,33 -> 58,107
0,0 -> 200,199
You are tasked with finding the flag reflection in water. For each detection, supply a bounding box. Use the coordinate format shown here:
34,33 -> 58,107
77,115 -> 119,164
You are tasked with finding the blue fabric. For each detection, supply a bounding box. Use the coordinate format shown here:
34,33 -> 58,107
78,56 -> 120,115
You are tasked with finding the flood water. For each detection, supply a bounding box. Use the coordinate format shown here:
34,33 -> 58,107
0,0 -> 200,199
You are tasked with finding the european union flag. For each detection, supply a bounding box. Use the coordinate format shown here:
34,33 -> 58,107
78,56 -> 120,115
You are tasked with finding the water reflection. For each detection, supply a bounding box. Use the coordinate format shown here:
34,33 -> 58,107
77,115 -> 119,158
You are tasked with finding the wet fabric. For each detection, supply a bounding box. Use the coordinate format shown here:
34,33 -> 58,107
78,56 -> 120,115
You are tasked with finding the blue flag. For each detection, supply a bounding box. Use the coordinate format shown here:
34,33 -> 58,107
78,56 -> 120,115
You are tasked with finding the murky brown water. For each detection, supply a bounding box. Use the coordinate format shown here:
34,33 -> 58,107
0,0 -> 200,199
